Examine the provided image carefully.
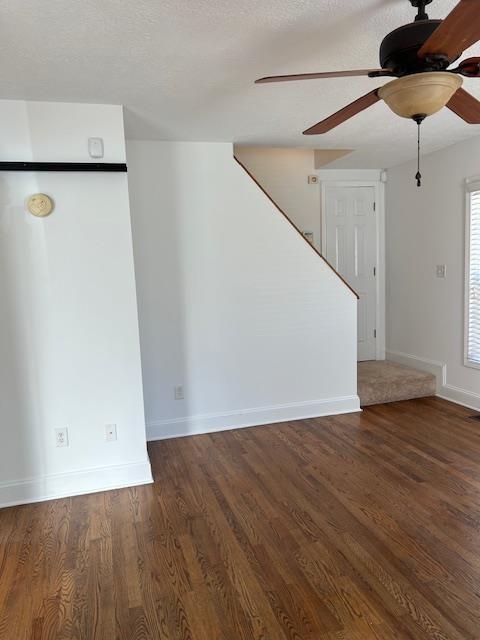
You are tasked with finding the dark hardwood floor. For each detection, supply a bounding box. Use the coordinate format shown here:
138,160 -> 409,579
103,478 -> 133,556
1,397 -> 480,639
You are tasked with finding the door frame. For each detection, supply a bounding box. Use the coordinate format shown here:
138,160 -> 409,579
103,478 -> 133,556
320,179 -> 385,361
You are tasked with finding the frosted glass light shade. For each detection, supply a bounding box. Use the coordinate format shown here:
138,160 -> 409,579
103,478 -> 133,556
378,72 -> 462,119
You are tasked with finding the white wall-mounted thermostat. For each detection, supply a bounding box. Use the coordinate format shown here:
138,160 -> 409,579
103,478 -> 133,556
88,137 -> 104,159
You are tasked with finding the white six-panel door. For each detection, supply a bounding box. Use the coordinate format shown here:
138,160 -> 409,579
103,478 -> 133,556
323,186 -> 377,361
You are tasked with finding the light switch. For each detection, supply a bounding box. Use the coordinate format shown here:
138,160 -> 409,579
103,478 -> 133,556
436,265 -> 446,278
88,137 -> 104,159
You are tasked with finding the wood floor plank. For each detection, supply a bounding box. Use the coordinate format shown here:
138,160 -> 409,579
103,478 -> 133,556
1,397 -> 480,638
245,427 -> 469,639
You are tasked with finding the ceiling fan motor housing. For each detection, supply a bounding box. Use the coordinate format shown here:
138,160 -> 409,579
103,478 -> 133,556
380,20 -> 457,75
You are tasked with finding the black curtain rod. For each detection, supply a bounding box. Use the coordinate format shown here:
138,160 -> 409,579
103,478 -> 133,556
0,162 -> 127,172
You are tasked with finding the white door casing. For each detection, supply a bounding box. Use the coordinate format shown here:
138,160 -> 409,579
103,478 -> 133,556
323,185 -> 377,361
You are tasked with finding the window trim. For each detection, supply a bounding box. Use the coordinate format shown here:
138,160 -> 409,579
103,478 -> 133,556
464,177 -> 480,370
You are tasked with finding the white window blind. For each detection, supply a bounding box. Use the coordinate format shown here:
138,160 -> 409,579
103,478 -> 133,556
466,186 -> 480,367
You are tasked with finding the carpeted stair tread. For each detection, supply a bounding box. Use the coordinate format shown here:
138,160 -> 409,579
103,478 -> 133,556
358,360 -> 436,407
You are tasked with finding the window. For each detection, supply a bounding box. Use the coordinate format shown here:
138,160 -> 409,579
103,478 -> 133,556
466,181 -> 480,368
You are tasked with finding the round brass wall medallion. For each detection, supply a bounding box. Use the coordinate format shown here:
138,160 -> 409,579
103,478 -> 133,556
27,193 -> 54,217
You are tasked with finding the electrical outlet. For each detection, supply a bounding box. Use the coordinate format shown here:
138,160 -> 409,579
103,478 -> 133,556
174,385 -> 184,400
105,424 -> 117,442
54,427 -> 69,447
436,265 -> 446,278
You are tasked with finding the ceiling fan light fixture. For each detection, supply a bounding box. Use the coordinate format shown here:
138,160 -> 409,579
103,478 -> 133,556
378,72 -> 462,119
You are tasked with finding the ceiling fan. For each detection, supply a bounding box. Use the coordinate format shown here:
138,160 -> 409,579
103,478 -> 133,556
255,0 -> 480,185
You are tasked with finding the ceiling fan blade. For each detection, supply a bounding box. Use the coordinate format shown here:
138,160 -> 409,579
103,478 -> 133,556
454,56 -> 480,77
303,89 -> 380,135
447,87 -> 480,123
418,0 -> 480,61
255,69 -> 390,84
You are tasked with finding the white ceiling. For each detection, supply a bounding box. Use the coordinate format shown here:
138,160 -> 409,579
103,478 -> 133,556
2,0 -> 480,167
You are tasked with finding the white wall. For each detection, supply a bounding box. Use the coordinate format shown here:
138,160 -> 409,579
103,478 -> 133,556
386,135 -> 480,410
234,147 -> 321,250
127,141 -> 359,439
0,101 -> 152,507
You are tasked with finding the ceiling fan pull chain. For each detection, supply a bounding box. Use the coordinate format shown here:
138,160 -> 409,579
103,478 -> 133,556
413,114 -> 425,187
416,121 -> 422,187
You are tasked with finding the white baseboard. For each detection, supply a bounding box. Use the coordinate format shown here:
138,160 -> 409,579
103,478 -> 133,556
147,395 -> 361,441
386,350 -> 446,391
438,384 -> 480,412
0,459 -> 153,509
386,349 -> 480,412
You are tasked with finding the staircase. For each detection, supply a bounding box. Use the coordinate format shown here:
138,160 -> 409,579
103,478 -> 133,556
358,360 -> 436,407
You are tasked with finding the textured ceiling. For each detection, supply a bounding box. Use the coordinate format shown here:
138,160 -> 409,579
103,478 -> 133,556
2,0 -> 480,167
